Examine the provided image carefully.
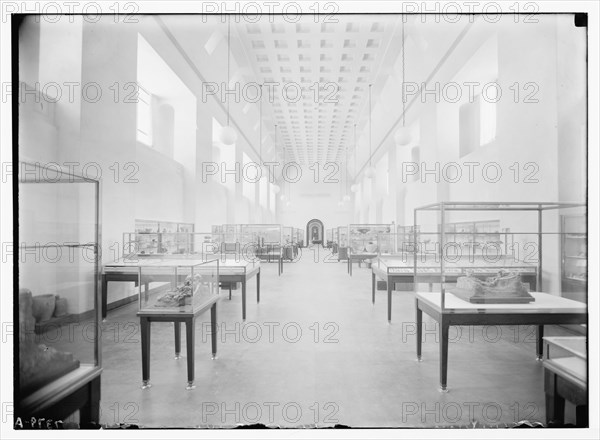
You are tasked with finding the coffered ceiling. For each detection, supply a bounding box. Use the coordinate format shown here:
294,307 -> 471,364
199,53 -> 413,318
158,15 -> 476,170
234,15 -> 401,165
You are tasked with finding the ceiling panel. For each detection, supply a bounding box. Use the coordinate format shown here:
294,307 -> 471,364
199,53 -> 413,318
235,15 -> 400,165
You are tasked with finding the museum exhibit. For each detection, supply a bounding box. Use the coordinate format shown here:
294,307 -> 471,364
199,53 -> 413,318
3,3 -> 598,434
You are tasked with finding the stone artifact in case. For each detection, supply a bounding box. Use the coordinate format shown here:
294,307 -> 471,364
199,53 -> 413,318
451,270 -> 535,304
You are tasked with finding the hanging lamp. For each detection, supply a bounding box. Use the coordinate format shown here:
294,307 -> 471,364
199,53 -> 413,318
394,17 -> 411,146
365,84 -> 376,179
220,16 -> 238,145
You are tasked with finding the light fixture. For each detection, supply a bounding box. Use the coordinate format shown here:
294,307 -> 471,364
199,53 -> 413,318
272,185 -> 280,194
395,17 -> 411,147
394,127 -> 411,145
365,84 -> 376,179
219,16 -> 237,145
350,184 -> 358,193
343,195 -> 351,202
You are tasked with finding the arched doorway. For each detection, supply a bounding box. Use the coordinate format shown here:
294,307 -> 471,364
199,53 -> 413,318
306,219 -> 324,245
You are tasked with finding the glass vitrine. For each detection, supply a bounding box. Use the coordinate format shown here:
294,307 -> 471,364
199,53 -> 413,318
397,225 -> 421,253
17,161 -> 101,419
138,260 -> 219,313
543,336 -> 586,388
123,231 -> 193,256
348,224 -> 392,254
190,231 -> 220,256
376,232 -> 399,255
561,215 -> 587,303
240,224 -> 282,247
283,226 -> 293,245
414,202 -> 586,309
222,224 -> 241,243
293,228 -> 303,246
338,226 -> 348,247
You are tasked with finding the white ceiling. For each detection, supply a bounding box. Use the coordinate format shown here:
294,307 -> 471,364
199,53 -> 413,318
234,15 -> 401,165
158,15 -> 480,169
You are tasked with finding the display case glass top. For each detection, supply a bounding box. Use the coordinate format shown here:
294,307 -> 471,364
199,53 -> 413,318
561,214 -> 587,303
348,224 -> 392,254
240,224 -> 282,246
17,162 -> 101,410
138,260 -> 219,314
413,202 -> 587,311
543,336 -> 587,389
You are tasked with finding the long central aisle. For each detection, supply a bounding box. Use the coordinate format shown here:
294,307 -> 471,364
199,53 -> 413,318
100,250 -> 549,428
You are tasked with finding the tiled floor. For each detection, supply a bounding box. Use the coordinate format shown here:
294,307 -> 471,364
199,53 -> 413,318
99,251 -> 578,428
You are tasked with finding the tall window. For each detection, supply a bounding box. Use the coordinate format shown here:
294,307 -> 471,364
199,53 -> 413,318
460,91 -> 497,157
137,85 -> 153,146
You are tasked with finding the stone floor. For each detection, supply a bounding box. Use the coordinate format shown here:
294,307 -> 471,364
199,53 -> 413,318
98,250 -> 580,428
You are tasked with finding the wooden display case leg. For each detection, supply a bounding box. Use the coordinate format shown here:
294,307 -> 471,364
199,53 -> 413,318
174,322 -> 181,359
439,319 -> 449,392
185,318 -> 195,390
229,284 -> 232,300
79,376 -> 101,426
546,391 -> 565,425
211,303 -> 217,359
140,317 -> 151,389
371,272 -> 376,304
101,275 -> 108,320
387,281 -> 393,322
416,303 -> 423,361
256,270 -> 260,303
536,325 -> 544,361
575,405 -> 588,427
242,280 -> 247,321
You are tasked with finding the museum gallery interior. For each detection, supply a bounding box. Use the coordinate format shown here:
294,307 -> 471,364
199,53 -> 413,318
11,10 -> 594,430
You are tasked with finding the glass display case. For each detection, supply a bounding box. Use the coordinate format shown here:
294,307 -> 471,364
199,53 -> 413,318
544,336 -> 586,386
543,336 -> 587,426
337,226 -> 349,260
138,260 -> 219,313
348,224 -> 392,254
17,162 -> 102,423
293,227 -> 304,247
325,228 -> 332,248
442,220 -> 513,257
561,214 -> 587,303
413,202 -> 587,304
124,231 -> 193,256
191,231 -> 221,256
211,224 -> 223,244
376,232 -> 399,255
240,224 -> 282,247
222,224 -> 241,243
125,221 -> 195,256
413,202 -> 587,391
283,226 -> 293,245
397,225 -> 421,253
338,226 -> 348,247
